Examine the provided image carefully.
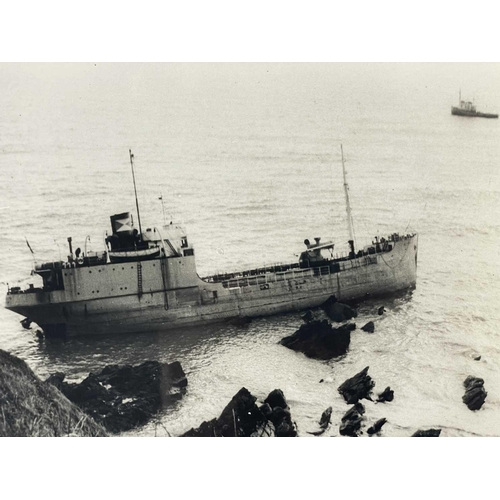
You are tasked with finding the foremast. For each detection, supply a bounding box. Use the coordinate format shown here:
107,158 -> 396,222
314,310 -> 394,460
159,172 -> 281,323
340,144 -> 356,257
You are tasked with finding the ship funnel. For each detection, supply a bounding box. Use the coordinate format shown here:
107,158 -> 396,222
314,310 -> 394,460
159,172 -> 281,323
314,237 -> 321,245
110,212 -> 133,235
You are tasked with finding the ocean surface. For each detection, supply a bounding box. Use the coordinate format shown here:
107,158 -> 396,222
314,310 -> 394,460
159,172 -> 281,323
1,62 -> 500,437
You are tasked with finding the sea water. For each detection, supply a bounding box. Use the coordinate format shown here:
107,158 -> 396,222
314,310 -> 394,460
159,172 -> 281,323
1,63 -> 499,437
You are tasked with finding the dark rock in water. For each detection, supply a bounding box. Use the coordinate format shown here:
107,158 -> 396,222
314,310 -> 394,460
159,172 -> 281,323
183,387 -> 262,437
183,387 -> 297,437
412,429 -> 441,437
265,390 -> 297,436
367,418 -> 387,435
340,416 -> 363,436
280,319 -> 354,360
378,306 -> 385,315
319,406 -> 333,429
21,318 -> 31,329
339,405 -> 364,437
361,321 -> 375,333
377,386 -> 394,403
259,403 -> 273,420
307,406 -> 333,436
264,388 -> 288,411
275,417 -> 297,437
338,367 -> 375,404
341,402 -> 365,422
322,296 -> 358,322
301,310 -> 315,323
319,379 -> 324,383
65,373 -> 113,405
58,360 -> 187,434
474,355 -> 481,361
462,376 -> 487,411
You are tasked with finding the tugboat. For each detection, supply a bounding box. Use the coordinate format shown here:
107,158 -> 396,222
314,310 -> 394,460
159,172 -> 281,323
5,148 -> 418,337
451,90 -> 498,118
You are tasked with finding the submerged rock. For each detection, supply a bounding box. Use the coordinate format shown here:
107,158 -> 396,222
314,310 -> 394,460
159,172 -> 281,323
338,367 -> 375,404
322,296 -> 358,322
462,376 -> 487,411
183,387 -> 297,437
412,429 -> 441,437
280,319 -> 354,360
361,321 -> 375,333
376,386 -> 394,403
378,306 -> 385,315
367,418 -> 387,435
54,360 -> 187,434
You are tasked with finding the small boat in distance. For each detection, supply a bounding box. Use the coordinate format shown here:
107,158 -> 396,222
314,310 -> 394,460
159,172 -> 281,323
5,148 -> 418,337
451,90 -> 498,118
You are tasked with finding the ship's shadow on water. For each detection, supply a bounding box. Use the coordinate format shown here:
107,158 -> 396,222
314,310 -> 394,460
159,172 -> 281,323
37,322 -> 250,381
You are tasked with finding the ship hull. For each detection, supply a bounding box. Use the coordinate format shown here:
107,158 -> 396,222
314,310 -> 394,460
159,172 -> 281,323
451,106 -> 498,118
6,235 -> 418,337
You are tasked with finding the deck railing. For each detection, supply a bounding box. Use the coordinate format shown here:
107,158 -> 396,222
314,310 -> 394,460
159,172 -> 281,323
201,233 -> 414,289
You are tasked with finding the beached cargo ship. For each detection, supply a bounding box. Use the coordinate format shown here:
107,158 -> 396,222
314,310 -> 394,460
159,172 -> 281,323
5,149 -> 418,337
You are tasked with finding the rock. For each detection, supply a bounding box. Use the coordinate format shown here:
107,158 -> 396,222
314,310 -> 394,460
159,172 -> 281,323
377,386 -> 394,403
58,360 -> 187,434
259,403 -> 273,419
44,372 -> 66,391
280,319 -> 354,360
474,355 -> 481,361
378,306 -> 385,315
264,388 -> 288,411
338,367 -> 375,404
361,321 -> 375,333
35,330 -> 44,340
307,407 -> 333,436
20,318 -> 31,329
367,418 -> 387,435
276,418 -> 297,437
322,296 -> 358,322
301,310 -> 315,323
340,416 -> 363,436
319,406 -> 333,429
183,387 -> 263,437
319,379 -> 324,383
339,405 -> 364,437
341,402 -> 365,422
412,429 -> 441,437
265,391 -> 297,436
183,387 -> 297,437
462,376 -> 487,411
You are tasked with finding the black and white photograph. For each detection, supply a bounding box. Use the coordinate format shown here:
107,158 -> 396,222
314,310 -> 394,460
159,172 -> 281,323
0,2 -> 498,497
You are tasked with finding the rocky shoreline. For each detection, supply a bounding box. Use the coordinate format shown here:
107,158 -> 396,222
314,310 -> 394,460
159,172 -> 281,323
1,298 -> 489,437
